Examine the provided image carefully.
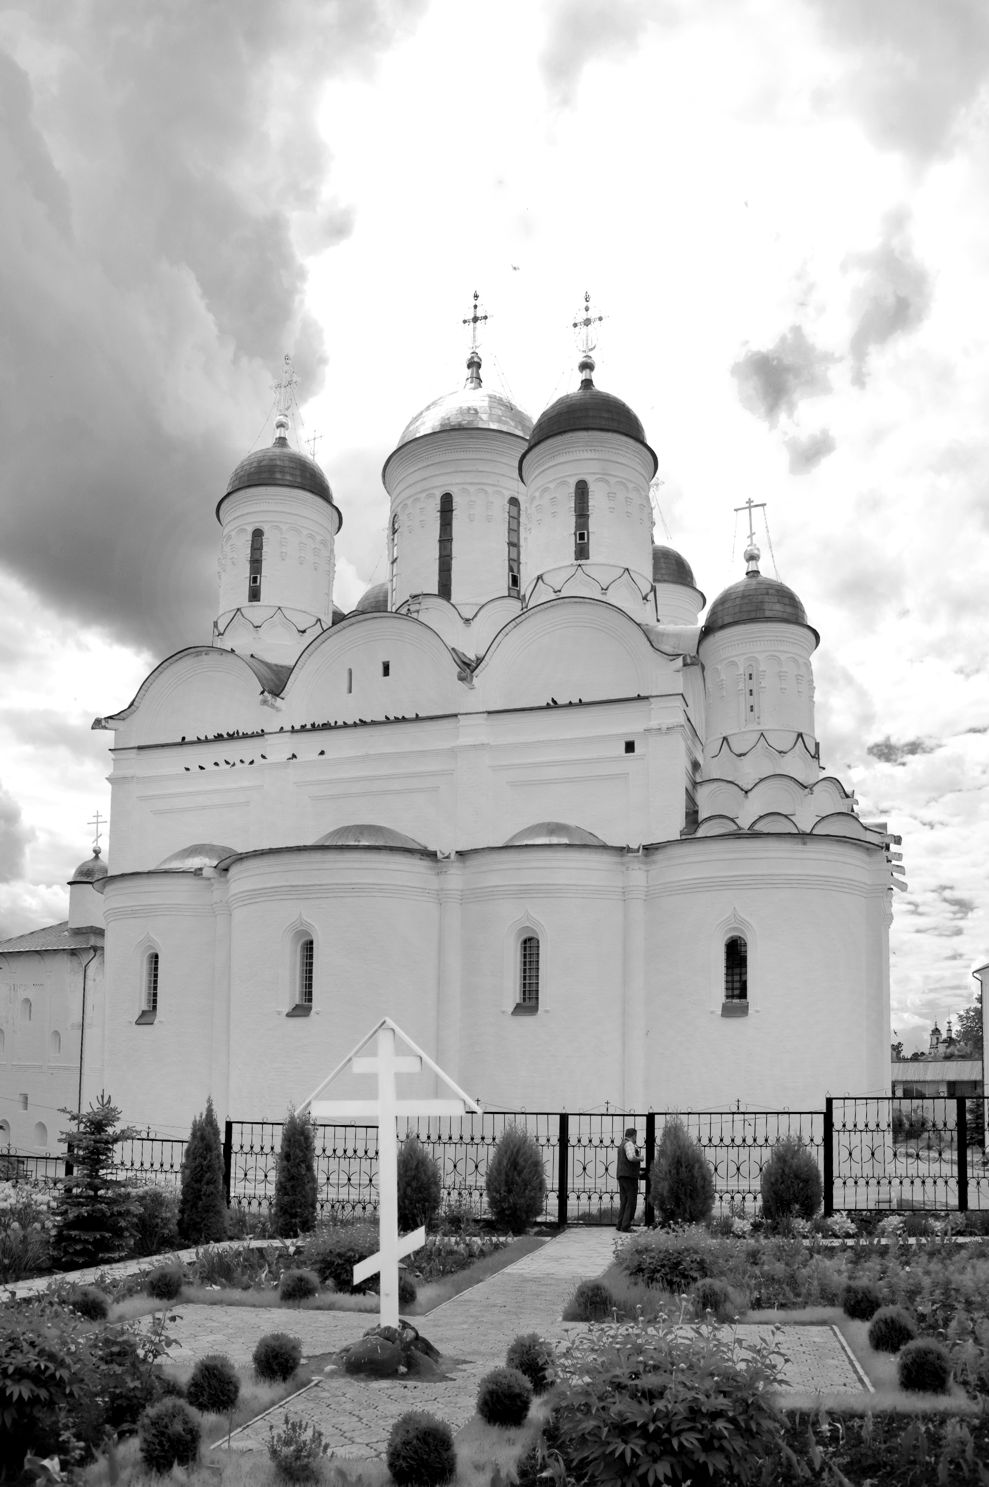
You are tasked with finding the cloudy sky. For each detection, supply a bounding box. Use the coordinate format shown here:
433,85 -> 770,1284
1,0 -> 988,1054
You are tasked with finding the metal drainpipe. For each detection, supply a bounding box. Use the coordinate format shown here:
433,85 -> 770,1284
76,946 -> 99,1112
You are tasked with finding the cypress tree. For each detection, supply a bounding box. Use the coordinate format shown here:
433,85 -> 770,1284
178,1096 -> 227,1244
52,1091 -> 139,1269
273,1108 -> 318,1237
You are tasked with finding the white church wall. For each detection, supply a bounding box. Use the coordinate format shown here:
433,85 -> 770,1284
216,486 -> 338,624
0,949 -> 91,1151
285,614 -> 466,722
700,624 -> 817,745
109,649 -> 272,749
520,435 -> 654,585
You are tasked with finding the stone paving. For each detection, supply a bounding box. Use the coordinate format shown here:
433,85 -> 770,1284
152,1228 -> 872,1461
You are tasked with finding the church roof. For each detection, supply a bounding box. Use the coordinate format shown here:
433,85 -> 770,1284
522,358 -> 657,477
703,571 -> 813,635
652,544 -> 698,589
313,824 -> 427,849
503,821 -> 607,846
0,922 -> 103,953
354,583 -> 389,614
70,849 -> 107,883
384,351 -> 532,482
218,418 -> 340,527
155,843 -> 238,872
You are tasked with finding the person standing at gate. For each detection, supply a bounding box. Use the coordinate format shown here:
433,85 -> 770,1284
616,1127 -> 642,1231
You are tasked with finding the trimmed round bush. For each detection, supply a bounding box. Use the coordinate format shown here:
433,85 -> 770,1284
760,1135 -> 823,1223
649,1119 -> 715,1226
146,1264 -> 184,1301
568,1279 -> 614,1321
898,1338 -> 952,1394
505,1333 -> 555,1394
477,1366 -> 532,1427
186,1353 -> 241,1415
842,1280 -> 882,1321
386,1410 -> 456,1487
485,1126 -> 547,1232
867,1305 -> 917,1354
68,1284 -> 110,1320
253,1331 -> 303,1382
279,1267 -> 320,1303
397,1137 -> 443,1233
138,1397 -> 201,1474
691,1277 -> 738,1322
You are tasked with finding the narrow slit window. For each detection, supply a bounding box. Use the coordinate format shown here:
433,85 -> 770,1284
438,492 -> 453,600
346,667 -> 353,694
724,937 -> 747,1002
248,527 -> 264,603
144,952 -> 159,1014
382,660 -> 390,678
574,480 -> 590,560
507,496 -> 521,594
518,936 -> 540,1009
298,938 -> 314,1006
389,513 -> 399,606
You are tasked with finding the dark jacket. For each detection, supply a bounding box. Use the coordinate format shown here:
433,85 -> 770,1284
617,1139 -> 641,1180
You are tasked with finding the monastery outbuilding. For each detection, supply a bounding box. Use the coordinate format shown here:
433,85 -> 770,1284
71,313 -> 897,1133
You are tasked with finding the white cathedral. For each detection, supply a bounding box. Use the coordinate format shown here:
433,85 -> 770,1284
70,326 -> 895,1134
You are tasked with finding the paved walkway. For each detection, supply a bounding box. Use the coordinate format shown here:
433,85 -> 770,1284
154,1229 -> 870,1461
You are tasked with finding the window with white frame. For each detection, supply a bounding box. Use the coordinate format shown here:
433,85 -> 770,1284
298,937 -> 314,1007
724,936 -> 747,1003
143,951 -> 159,1014
518,935 -> 540,1010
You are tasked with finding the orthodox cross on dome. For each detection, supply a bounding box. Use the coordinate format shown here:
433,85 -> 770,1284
305,430 -> 323,460
272,354 -> 300,433
573,290 -> 604,385
463,290 -> 488,352
734,497 -> 767,574
87,809 -> 105,856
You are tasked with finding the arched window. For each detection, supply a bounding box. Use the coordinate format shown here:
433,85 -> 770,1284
137,951 -> 159,1023
507,497 -> 521,593
724,936 -> 747,1003
19,997 -> 31,1023
49,1030 -> 61,1057
33,1122 -> 48,1149
438,492 -> 453,600
518,935 -> 540,1010
574,480 -> 590,561
248,527 -> 264,603
298,937 -> 314,1007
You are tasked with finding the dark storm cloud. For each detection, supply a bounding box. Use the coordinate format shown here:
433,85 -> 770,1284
0,787 -> 31,882
731,326 -> 834,428
867,736 -> 940,766
0,0 -> 426,654
784,427 -> 836,475
538,0 -> 665,105
843,210 -> 934,387
806,0 -> 989,160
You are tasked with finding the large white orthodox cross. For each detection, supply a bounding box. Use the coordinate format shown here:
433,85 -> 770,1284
298,1019 -> 480,1329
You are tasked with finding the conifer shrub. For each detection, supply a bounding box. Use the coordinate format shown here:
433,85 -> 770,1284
386,1410 -> 457,1487
867,1305 -> 917,1354
138,1397 -> 201,1474
253,1331 -> 303,1382
898,1338 -> 952,1394
302,1220 -> 378,1290
267,1412 -> 331,1484
146,1263 -> 184,1301
760,1135 -> 823,1223
67,1284 -> 110,1320
505,1332 -> 555,1394
273,1109 -> 318,1239
842,1280 -> 882,1321
477,1366 -> 533,1427
565,1279 -> 615,1321
397,1135 -> 443,1232
186,1353 -> 241,1415
649,1119 -> 715,1226
130,1184 -> 180,1257
484,1126 -> 547,1232
691,1277 -> 738,1322
178,1096 -> 227,1245
51,1092 -> 139,1270
279,1267 -> 320,1303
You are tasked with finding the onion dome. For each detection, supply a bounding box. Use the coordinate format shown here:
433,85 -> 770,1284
218,414 -> 339,520
522,354 -> 657,477
383,351 -> 532,482
703,543 -> 817,640
313,824 -> 427,849
353,583 -> 389,614
503,821 -> 606,846
155,843 -> 237,873
331,603 -> 347,626
652,544 -> 697,588
70,848 -> 107,884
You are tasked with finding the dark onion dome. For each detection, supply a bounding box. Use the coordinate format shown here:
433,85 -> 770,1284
331,603 -> 347,626
353,583 -> 389,614
313,824 -> 427,849
384,351 -> 532,482
218,414 -> 341,524
155,843 -> 238,872
503,821 -> 606,846
702,546 -> 818,642
70,849 -> 107,883
652,544 -> 697,588
521,355 -> 657,478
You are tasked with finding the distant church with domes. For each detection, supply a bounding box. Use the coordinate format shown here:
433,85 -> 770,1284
65,309 -> 896,1133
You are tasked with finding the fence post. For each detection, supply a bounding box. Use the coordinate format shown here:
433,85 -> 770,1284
823,1098 -> 834,1217
644,1110 -> 656,1227
222,1120 -> 233,1207
557,1112 -> 569,1229
956,1097 -> 968,1215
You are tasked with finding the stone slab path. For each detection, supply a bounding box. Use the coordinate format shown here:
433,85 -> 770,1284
154,1228 -> 871,1461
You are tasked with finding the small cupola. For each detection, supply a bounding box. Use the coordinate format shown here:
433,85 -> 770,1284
68,847 -> 107,930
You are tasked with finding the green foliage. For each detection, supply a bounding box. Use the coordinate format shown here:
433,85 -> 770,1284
505,1333 -> 555,1394
302,1220 -> 378,1291
279,1267 -> 320,1302
130,1184 -> 180,1257
273,1109 -> 318,1239
691,1277 -> 739,1322
484,1126 -> 547,1232
253,1331 -> 303,1382
565,1279 -> 615,1321
397,1135 -> 443,1232
616,1225 -> 720,1293
267,1411 -> 331,1483
649,1119 -> 715,1227
0,1180 -> 54,1282
898,1337 -> 952,1394
186,1352 -> 240,1414
51,1093 -> 139,1270
868,1304 -> 918,1353
759,1135 -> 823,1223
784,1409 -> 989,1487
146,1263 -> 184,1301
843,1279 -> 883,1320
67,1284 -> 109,1320
138,1396 -> 201,1473
386,1409 -> 457,1486
178,1096 -> 227,1245
892,1105 -> 930,1143
477,1365 -> 532,1426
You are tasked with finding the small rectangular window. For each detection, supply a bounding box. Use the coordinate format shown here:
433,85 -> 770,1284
624,740 -> 635,754
346,668 -> 353,694
382,661 -> 390,677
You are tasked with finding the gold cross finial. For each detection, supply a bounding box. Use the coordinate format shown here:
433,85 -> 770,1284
573,290 -> 604,357
87,809 -> 105,856
272,354 -> 299,422
733,496 -> 766,550
463,291 -> 488,353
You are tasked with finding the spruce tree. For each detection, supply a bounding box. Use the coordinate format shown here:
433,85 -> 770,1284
273,1108 -> 318,1237
178,1096 -> 228,1244
52,1091 -> 139,1269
